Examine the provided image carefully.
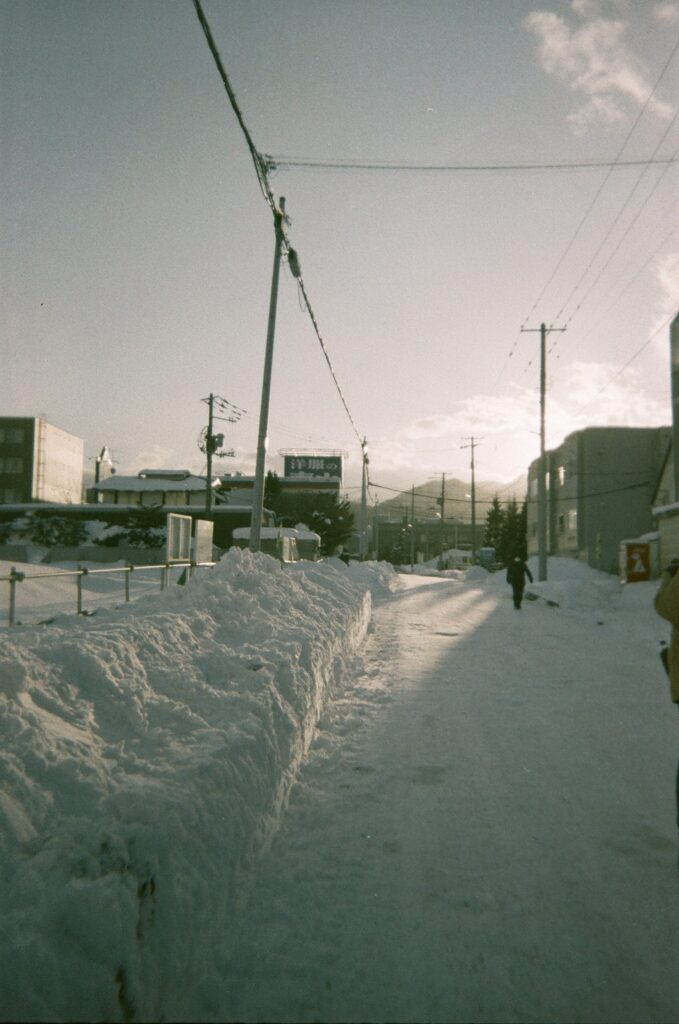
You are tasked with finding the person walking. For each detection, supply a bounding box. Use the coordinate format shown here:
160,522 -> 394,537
506,555 -> 533,610
653,559 -> 679,859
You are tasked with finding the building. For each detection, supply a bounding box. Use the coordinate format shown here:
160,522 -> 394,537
651,313 -> 679,567
218,470 -> 341,504
0,417 -> 84,505
92,469 -> 218,508
371,514 -> 475,564
527,425 -> 670,574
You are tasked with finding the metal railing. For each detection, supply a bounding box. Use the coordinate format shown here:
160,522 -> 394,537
1,561 -> 216,627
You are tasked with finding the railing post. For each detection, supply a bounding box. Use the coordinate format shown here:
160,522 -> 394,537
76,565 -> 88,615
9,566 -> 23,627
124,563 -> 132,603
161,564 -> 168,592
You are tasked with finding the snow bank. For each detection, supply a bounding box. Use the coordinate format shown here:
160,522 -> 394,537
0,548 -> 372,1022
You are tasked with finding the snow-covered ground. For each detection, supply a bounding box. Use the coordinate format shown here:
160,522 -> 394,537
1,553 -> 677,1022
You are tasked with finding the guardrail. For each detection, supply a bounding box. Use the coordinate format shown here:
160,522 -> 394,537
1,561 -> 216,627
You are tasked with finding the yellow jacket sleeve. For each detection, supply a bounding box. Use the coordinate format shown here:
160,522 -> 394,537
654,570 -> 679,626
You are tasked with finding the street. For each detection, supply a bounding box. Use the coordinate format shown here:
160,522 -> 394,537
220,571 -> 679,1024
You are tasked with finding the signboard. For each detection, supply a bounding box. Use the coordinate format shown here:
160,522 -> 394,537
192,519 -> 214,562
284,455 -> 342,481
166,513 -> 192,563
620,541 -> 650,583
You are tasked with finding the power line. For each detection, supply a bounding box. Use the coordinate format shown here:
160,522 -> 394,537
368,477 -> 653,506
560,146 -> 679,333
551,110 -> 679,330
192,0 -> 364,448
514,35 -> 679,348
573,311 -> 677,415
586,220 -> 678,332
268,156 -> 678,174
192,0 -> 275,211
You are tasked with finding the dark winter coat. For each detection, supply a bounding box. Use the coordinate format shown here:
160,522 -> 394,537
506,559 -> 533,589
654,568 -> 679,704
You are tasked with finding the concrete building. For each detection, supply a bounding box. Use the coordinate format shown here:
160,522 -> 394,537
651,313 -> 679,567
0,417 -> 84,504
527,425 -> 670,574
218,471 -> 341,504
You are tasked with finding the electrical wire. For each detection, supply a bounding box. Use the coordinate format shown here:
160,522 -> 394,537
268,156 -> 678,173
517,36 -> 679,335
505,36 -> 679,381
192,0 -> 364,451
550,110 -> 679,332
572,310 -> 677,415
586,220 -> 678,333
368,477 -> 654,507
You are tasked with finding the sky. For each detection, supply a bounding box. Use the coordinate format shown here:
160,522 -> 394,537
2,0 -> 678,501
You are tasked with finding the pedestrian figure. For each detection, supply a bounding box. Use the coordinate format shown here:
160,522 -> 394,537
506,555 -> 533,610
653,558 -> 679,859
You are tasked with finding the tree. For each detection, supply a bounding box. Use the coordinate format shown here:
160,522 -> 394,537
483,496 -> 505,552
499,499 -> 527,563
274,491 -> 354,556
264,470 -> 283,513
21,512 -> 88,548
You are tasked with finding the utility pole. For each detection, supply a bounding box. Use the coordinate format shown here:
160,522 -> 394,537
410,485 -> 415,569
438,473 -> 446,568
461,437 -> 482,563
360,438 -> 369,560
520,322 -> 566,582
205,393 -> 215,517
250,198 -> 286,553
200,394 -> 240,518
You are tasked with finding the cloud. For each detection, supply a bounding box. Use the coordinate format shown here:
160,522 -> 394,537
558,360 -> 669,425
366,361 -> 669,491
651,249 -> 679,352
653,2 -> 679,25
117,445 -> 178,475
524,3 -> 675,133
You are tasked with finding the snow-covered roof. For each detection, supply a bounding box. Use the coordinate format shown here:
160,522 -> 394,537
95,473 -> 217,493
652,502 -> 679,517
232,526 -> 305,540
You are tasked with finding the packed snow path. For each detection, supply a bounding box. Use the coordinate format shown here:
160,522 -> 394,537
221,573 -> 679,1024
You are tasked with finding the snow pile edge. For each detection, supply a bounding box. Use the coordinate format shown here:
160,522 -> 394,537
0,548 -> 373,1022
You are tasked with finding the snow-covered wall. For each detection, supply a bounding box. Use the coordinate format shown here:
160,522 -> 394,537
0,549 -> 376,1022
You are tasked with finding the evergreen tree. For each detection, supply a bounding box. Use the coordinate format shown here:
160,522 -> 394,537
264,470 -> 283,514
483,496 -> 505,552
499,499 -> 527,563
274,491 -> 354,556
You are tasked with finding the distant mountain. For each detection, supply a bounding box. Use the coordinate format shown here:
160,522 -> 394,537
365,474 -> 526,523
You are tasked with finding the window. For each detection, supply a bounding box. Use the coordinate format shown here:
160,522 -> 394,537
558,466 -> 565,486
0,428 -> 25,444
558,513 -> 565,533
1,487 -> 21,503
567,509 -> 577,532
0,457 -> 23,474
530,477 -> 538,498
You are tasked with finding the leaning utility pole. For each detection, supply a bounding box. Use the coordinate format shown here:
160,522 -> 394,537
359,438 -> 369,560
438,473 -> 446,568
410,485 -> 416,569
250,198 -> 286,553
520,322 -> 566,582
461,437 -> 482,563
